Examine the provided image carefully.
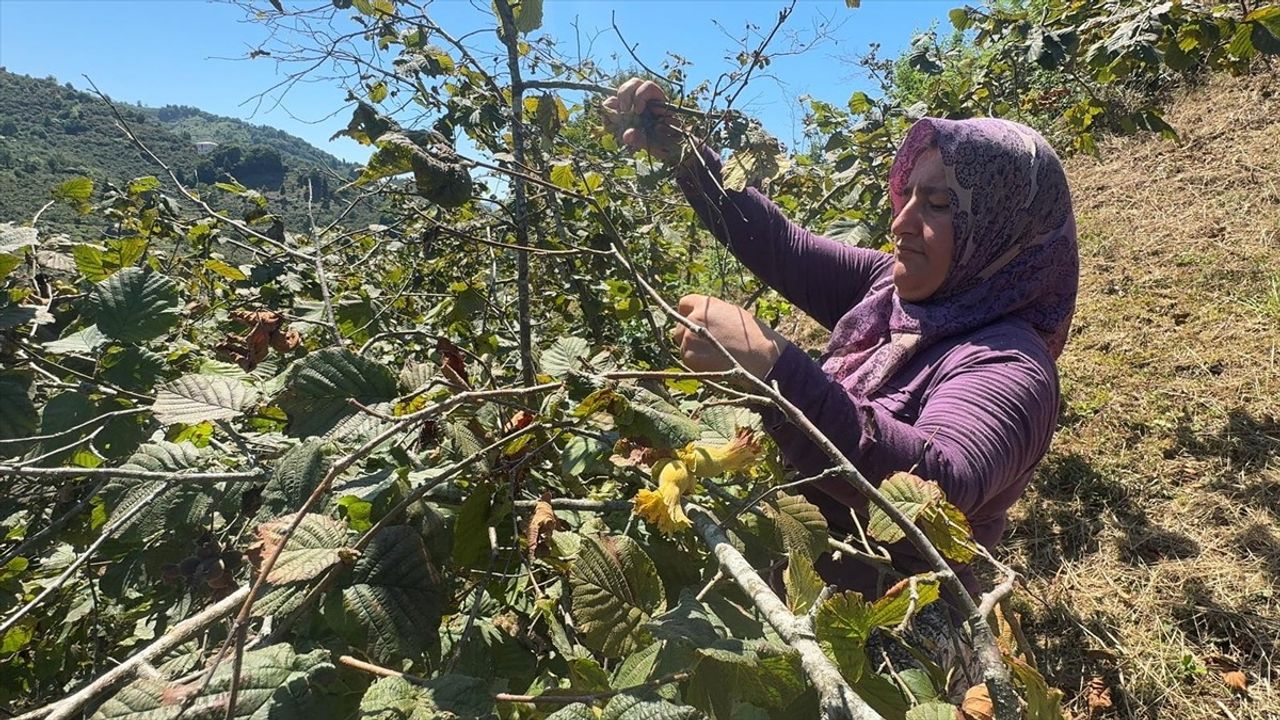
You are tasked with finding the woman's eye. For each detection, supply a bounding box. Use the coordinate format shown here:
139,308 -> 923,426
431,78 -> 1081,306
928,200 -> 950,211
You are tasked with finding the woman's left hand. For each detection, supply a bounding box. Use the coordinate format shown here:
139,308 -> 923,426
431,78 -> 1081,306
673,294 -> 791,379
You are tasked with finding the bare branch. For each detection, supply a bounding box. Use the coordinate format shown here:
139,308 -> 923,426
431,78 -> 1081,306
689,504 -> 883,720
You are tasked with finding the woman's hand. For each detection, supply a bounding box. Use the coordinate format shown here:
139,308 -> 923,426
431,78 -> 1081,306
673,294 -> 791,379
601,78 -> 683,161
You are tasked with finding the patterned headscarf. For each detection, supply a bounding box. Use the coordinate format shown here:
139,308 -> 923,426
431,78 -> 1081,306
821,118 -> 1078,395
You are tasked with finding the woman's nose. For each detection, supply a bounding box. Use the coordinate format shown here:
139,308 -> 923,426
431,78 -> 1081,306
891,198 -> 922,238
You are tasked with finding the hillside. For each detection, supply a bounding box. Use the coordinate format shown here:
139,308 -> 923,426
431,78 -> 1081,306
0,70 -> 377,235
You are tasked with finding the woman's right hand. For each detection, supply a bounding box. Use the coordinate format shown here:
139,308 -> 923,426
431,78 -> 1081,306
601,78 -> 683,161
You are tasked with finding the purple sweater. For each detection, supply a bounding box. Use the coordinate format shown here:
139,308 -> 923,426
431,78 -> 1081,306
677,149 -> 1059,597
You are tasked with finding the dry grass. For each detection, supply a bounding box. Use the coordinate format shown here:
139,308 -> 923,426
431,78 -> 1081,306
1005,70 -> 1280,719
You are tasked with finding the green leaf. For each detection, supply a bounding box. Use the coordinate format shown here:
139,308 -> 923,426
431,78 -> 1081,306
90,267 -> 181,344
73,245 -> 110,282
570,534 -> 667,657
127,176 -> 161,195
358,675 -> 493,720
44,325 -> 108,355
867,574 -> 941,630
919,500 -> 979,564
763,492 -> 828,560
545,705 -> 597,720
696,405 -> 762,444
905,702 -> 959,720
343,525 -> 444,663
152,375 -> 258,425
540,336 -> 592,377
255,513 -> 351,584
549,162 -> 574,189
847,91 -> 873,115
93,644 -> 334,720
1007,654 -> 1068,720
0,304 -> 40,329
616,385 -> 704,448
866,472 -> 938,544
0,223 -> 37,254
687,639 -> 805,716
851,671 -> 912,719
498,0 -> 543,34
451,482 -> 497,568
598,694 -> 704,720
107,442 -> 211,542
101,346 -> 167,392
37,390 -> 96,463
53,176 -> 94,213
0,254 -> 20,282
611,640 -> 662,689
203,258 -> 247,281
1251,17 -> 1280,55
646,589 -> 721,647
815,591 -> 872,682
721,145 -> 788,193
261,440 -> 328,516
0,374 -> 38,454
784,549 -> 825,615
277,348 -> 398,437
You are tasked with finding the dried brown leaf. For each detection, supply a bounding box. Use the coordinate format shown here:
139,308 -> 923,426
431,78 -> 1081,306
437,337 -> 469,387
526,491 -> 557,560
1222,669 -> 1248,693
960,683 -> 994,720
269,327 -> 302,353
1085,675 -> 1112,714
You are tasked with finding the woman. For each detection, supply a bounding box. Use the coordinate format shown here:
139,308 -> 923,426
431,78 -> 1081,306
603,79 -> 1079,603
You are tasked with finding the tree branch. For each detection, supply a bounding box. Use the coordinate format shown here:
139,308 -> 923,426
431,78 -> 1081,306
493,0 -> 536,387
689,505 -> 883,720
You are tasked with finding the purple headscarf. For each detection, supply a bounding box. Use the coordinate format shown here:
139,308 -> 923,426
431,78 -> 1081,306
821,117 -> 1079,395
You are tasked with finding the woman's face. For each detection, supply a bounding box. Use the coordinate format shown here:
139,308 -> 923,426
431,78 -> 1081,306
891,147 -> 955,302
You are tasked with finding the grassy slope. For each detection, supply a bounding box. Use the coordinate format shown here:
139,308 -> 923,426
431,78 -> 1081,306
1006,70 -> 1279,720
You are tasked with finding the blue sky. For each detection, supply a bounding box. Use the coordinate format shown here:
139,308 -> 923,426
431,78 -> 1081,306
0,0 -> 953,163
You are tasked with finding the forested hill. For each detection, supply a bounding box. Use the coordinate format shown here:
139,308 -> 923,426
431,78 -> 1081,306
0,69 -> 376,234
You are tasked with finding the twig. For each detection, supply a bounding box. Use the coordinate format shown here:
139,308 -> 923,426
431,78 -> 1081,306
307,180 -> 343,346
0,482 -> 169,637
977,573 -> 1018,620
512,498 -> 631,512
689,505 -> 882,720
0,466 -> 264,483
12,426 -> 104,468
336,654 -> 691,706
493,0 -> 536,387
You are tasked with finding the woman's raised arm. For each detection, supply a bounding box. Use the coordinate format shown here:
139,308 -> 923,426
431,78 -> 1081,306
602,78 -> 891,328
675,145 -> 892,329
